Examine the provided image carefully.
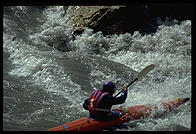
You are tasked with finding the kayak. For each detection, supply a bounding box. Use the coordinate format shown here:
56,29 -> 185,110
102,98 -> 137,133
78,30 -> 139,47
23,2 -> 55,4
48,97 -> 190,131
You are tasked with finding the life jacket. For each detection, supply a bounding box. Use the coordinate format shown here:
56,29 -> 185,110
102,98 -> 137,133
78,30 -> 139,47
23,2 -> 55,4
88,90 -> 110,114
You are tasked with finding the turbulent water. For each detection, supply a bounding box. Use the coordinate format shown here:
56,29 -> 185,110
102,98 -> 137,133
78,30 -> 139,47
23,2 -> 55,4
3,6 -> 191,131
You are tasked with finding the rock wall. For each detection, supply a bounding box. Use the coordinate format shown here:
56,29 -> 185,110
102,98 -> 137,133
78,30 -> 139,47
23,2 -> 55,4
65,4 -> 193,36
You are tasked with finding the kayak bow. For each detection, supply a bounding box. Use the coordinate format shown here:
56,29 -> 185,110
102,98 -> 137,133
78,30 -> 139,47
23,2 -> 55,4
48,97 -> 189,131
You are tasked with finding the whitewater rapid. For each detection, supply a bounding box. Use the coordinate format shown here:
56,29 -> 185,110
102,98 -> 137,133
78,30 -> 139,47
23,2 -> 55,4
3,6 -> 191,131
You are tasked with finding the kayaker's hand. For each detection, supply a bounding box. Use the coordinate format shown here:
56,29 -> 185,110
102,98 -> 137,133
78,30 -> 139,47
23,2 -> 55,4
122,86 -> 128,90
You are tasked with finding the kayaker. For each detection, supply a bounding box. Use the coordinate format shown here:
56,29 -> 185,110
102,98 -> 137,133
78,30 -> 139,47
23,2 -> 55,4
83,81 -> 128,121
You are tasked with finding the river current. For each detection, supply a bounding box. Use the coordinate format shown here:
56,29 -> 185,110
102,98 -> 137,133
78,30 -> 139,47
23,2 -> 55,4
3,6 -> 191,131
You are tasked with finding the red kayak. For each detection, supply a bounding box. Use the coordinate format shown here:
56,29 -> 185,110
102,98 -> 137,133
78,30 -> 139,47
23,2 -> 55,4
48,97 -> 189,131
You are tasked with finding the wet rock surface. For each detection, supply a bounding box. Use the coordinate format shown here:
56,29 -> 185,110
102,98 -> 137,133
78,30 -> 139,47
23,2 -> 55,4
65,4 -> 193,36
65,6 -> 122,35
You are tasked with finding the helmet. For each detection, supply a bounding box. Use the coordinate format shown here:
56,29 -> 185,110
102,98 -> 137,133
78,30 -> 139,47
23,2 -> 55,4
103,81 -> 115,92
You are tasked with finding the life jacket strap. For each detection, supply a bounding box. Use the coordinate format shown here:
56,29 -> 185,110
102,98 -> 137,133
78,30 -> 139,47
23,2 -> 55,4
94,108 -> 110,112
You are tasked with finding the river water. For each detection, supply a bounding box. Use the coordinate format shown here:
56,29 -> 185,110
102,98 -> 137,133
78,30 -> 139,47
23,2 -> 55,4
3,6 -> 191,131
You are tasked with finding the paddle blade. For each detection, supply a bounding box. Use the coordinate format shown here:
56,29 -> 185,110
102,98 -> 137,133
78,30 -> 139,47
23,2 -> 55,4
137,64 -> 156,79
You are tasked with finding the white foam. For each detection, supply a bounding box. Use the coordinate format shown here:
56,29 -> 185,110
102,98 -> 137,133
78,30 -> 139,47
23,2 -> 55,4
4,6 -> 191,130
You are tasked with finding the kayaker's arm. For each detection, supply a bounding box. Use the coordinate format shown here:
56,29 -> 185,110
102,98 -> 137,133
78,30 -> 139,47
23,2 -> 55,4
111,89 -> 128,105
83,99 -> 89,110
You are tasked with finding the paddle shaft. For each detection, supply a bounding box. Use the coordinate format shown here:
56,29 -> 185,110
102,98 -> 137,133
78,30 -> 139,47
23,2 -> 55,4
114,64 -> 155,98
126,78 -> 138,87
114,78 -> 138,98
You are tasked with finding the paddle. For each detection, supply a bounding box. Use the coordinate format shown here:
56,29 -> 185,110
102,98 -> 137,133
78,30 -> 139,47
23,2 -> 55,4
114,64 -> 156,98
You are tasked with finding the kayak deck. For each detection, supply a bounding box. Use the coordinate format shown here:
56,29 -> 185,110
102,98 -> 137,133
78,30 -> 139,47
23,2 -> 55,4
48,98 -> 189,131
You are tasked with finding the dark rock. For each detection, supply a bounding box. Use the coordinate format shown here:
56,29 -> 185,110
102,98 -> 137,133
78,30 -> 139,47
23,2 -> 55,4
47,37 -> 72,52
148,3 -> 193,21
66,4 -> 193,36
56,39 -> 70,52
12,37 -> 16,41
92,5 -> 156,35
66,6 -> 121,35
